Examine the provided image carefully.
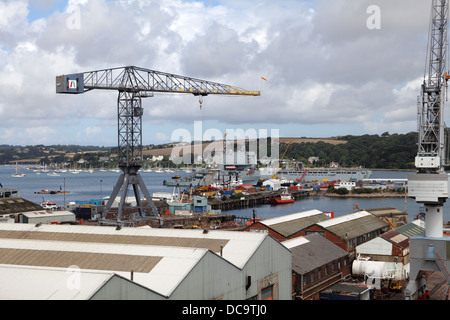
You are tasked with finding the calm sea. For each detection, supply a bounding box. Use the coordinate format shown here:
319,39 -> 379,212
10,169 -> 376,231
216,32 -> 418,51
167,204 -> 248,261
1,166 -> 448,223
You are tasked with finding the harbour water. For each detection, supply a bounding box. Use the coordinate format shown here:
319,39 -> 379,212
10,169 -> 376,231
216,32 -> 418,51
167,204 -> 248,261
1,165 -> 448,223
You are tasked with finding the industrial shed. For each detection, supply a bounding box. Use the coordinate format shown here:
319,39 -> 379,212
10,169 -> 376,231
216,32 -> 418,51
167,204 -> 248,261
242,209 -> 332,241
0,195 -> 42,215
0,223 -> 292,300
17,210 -> 75,224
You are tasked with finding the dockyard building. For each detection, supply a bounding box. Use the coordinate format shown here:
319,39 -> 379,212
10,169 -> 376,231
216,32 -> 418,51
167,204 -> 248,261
353,221 -> 425,286
16,210 -> 76,224
303,211 -> 390,257
242,209 -> 332,241
0,187 -> 42,216
283,233 -> 351,300
0,223 -> 292,300
365,207 -> 408,229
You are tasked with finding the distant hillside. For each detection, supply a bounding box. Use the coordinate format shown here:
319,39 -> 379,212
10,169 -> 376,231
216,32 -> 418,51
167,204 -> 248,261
279,137 -> 347,145
280,132 -> 418,169
145,132 -> 417,169
0,132 -> 419,169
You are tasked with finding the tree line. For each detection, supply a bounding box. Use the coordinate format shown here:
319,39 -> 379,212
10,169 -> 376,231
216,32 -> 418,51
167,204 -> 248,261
279,132 -> 418,169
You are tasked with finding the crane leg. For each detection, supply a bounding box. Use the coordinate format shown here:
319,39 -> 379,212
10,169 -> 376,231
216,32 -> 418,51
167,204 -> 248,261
101,166 -> 159,226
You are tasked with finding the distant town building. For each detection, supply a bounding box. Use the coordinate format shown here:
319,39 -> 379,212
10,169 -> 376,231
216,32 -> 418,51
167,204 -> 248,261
330,162 -> 339,168
151,155 -> 164,161
335,181 -> 356,190
308,156 -> 319,164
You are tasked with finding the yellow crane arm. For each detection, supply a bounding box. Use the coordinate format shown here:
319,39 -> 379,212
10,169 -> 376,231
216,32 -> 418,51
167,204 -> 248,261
272,139 -> 292,179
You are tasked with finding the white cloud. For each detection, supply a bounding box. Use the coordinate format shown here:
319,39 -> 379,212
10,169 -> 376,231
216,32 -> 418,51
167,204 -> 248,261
155,132 -> 169,142
0,126 -> 57,145
0,0 -> 437,146
0,1 -> 28,30
85,126 -> 101,136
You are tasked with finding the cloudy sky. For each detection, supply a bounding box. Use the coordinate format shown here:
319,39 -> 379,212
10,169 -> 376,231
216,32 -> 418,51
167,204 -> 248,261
0,0 -> 438,146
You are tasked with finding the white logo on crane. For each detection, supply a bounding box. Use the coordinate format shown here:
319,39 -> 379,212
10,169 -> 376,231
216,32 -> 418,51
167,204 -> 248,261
68,79 -> 77,89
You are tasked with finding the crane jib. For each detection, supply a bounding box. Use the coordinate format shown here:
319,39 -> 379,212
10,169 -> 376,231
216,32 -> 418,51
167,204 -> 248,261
56,68 -> 260,96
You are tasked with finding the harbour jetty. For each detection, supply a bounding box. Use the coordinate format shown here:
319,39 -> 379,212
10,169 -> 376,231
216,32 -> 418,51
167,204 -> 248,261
320,191 -> 406,198
209,189 -> 309,211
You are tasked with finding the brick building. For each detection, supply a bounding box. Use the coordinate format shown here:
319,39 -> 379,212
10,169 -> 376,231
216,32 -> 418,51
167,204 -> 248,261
242,209 -> 331,241
283,233 -> 351,300
303,211 -> 390,257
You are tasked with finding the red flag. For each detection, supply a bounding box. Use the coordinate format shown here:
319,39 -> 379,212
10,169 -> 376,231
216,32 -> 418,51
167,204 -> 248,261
261,76 -> 267,81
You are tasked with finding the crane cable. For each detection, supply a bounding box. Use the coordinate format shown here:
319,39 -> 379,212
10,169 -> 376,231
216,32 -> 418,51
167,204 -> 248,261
199,95 -> 206,128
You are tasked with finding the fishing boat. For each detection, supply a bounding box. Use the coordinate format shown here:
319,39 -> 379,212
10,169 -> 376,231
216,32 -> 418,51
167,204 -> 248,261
269,189 -> 295,204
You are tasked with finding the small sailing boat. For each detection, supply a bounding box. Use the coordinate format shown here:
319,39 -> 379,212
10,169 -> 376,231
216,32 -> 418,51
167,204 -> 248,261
12,162 -> 25,178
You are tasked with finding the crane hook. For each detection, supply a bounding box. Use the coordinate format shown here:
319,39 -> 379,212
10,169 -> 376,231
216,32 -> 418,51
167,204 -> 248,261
199,96 -> 203,110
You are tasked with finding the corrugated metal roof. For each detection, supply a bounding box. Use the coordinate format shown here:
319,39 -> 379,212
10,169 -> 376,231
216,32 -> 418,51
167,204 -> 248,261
317,211 -> 389,239
263,209 -> 324,226
0,265 -> 118,300
0,197 -> 42,215
0,223 -> 268,268
0,223 -> 271,281
0,248 -> 162,272
289,233 -> 348,274
395,222 -> 425,238
0,227 -> 229,252
0,223 -> 292,299
282,236 -> 310,249
366,207 -> 407,217
319,211 -> 370,228
21,210 -> 75,218
260,210 -> 331,237
0,235 -> 211,298
380,230 -> 409,249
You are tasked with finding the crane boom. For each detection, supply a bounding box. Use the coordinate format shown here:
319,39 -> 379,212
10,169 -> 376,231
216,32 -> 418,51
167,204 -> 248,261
56,66 -> 260,96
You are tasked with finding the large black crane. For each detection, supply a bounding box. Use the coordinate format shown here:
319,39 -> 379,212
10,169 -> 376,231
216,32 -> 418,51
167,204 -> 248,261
56,66 -> 260,225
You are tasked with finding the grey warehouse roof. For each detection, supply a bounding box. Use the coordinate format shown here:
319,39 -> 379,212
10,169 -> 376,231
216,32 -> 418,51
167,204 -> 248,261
283,233 -> 348,275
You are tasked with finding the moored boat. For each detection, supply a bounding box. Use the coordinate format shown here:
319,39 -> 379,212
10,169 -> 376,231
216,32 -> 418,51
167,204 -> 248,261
269,190 -> 295,204
41,201 -> 58,210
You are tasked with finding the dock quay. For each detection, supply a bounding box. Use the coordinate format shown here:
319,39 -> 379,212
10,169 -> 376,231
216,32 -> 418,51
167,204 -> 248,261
80,204 -> 238,229
208,189 -> 309,211
72,189 -> 309,229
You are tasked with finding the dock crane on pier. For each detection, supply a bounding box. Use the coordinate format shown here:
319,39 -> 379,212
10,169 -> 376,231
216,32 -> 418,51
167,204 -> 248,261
272,139 -> 292,179
406,0 -> 450,300
56,66 -> 259,225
